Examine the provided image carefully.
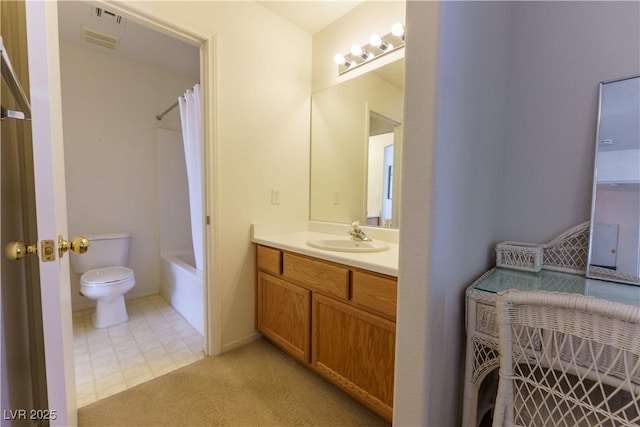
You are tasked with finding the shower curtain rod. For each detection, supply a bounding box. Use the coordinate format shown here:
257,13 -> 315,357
156,100 -> 179,121
0,36 -> 31,120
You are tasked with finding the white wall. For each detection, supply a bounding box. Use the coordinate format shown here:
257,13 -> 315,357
157,129 -> 193,255
500,1 -> 640,243
398,1 -> 640,425
121,1 -> 312,350
397,1 -> 510,425
59,41 -> 197,309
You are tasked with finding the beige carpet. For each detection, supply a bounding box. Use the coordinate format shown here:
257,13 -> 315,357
79,338 -> 390,426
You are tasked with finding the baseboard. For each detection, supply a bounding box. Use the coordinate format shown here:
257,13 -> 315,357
71,300 -> 95,312
222,332 -> 262,353
72,291 -> 161,313
126,289 -> 160,301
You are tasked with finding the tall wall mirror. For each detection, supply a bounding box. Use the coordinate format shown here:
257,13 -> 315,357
587,75 -> 640,285
310,59 -> 404,228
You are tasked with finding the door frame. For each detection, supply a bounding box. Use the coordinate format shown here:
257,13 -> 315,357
24,2 -> 220,424
101,0 -> 222,357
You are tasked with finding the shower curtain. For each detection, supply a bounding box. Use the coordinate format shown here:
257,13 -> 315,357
178,84 -> 204,272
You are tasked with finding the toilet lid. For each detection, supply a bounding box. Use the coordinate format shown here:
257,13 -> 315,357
81,266 -> 134,286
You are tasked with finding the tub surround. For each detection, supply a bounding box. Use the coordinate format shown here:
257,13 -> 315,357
251,221 -> 399,277
160,252 -> 204,336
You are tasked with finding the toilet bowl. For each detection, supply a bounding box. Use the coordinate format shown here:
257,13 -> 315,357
70,232 -> 136,329
80,266 -> 136,328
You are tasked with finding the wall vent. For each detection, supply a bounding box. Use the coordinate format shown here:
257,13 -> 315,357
81,26 -> 120,50
92,7 -> 125,25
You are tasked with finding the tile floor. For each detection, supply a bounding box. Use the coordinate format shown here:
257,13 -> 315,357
72,294 -> 205,408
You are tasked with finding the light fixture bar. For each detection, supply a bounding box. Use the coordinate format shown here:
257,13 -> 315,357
334,23 -> 405,75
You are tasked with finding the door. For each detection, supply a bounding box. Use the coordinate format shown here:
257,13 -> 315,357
257,272 -> 311,363
24,2 -> 76,425
592,223 -> 619,269
311,293 -> 395,421
1,1 -> 49,423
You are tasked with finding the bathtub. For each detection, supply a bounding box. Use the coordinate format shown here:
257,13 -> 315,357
160,251 -> 204,336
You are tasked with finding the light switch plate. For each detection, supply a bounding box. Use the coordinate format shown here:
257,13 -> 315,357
271,188 -> 280,205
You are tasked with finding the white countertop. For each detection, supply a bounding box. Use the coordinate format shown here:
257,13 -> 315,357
251,221 -> 399,277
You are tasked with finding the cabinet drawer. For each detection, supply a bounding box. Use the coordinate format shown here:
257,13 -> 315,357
256,245 -> 281,276
351,271 -> 397,320
283,253 -> 349,300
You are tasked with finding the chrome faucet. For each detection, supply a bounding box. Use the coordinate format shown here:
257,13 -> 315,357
348,221 -> 371,242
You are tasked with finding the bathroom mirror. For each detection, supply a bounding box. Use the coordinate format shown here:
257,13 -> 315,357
310,59 -> 404,228
587,75 -> 640,285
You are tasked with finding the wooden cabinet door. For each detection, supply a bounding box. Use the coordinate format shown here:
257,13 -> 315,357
312,294 -> 395,421
257,272 -> 311,363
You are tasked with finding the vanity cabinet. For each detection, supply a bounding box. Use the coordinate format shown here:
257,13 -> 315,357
255,244 -> 397,422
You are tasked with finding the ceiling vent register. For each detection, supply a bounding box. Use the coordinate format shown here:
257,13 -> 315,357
81,25 -> 120,50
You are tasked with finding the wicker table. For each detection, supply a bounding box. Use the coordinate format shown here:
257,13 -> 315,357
462,267 -> 640,426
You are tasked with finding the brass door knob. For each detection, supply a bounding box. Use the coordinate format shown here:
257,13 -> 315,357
58,235 -> 89,258
5,241 -> 37,260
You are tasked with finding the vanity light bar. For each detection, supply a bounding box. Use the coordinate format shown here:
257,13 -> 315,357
334,23 -> 405,75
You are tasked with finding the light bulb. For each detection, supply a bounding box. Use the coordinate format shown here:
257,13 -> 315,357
391,23 -> 405,38
370,33 -> 392,51
369,33 -> 383,48
351,44 -> 370,60
333,53 -> 352,68
334,53 -> 347,65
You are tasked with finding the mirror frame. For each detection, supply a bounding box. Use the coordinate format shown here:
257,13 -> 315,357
586,74 -> 640,285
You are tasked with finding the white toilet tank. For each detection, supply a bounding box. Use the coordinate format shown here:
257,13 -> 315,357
70,233 -> 131,273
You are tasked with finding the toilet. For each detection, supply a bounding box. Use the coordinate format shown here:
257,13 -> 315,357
70,233 -> 136,328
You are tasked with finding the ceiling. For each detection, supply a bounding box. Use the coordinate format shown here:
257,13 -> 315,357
258,1 -> 365,34
56,1 -> 402,88
56,1 -> 364,81
373,59 -> 404,90
57,1 -> 200,80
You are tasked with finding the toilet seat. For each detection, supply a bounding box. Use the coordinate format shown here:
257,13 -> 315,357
81,266 -> 134,287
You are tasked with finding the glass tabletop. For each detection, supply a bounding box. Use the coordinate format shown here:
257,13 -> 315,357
474,268 -> 640,308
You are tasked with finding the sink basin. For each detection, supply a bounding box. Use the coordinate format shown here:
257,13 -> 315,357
306,238 -> 389,253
